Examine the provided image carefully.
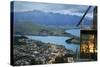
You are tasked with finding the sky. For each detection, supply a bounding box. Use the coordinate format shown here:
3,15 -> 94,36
12,1 -> 95,19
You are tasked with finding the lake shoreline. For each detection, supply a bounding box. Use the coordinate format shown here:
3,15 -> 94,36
14,34 -> 80,52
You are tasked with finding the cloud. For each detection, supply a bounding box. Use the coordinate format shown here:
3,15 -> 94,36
13,1 -> 94,19
42,9 -> 93,18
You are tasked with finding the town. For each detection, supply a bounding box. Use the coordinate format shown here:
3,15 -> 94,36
13,35 -> 75,65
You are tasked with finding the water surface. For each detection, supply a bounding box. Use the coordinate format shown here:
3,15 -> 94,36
26,36 -> 80,52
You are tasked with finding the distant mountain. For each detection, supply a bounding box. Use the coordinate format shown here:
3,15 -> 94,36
13,10 -> 92,26
13,10 -> 92,35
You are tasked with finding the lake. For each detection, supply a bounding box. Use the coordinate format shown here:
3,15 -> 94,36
15,29 -> 80,52
26,35 -> 80,52
66,29 -> 80,37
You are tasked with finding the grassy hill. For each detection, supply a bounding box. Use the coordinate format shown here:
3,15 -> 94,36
14,22 -> 65,35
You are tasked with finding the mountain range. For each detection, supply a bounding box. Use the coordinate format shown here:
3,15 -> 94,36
13,10 -> 92,26
12,10 -> 92,35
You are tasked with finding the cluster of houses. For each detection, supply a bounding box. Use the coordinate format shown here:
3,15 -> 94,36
14,35 -> 75,65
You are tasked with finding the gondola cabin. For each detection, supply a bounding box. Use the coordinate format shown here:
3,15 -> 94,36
80,30 -> 97,60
